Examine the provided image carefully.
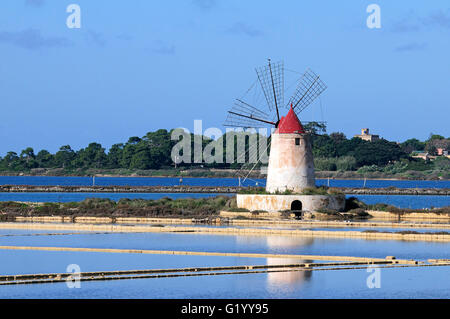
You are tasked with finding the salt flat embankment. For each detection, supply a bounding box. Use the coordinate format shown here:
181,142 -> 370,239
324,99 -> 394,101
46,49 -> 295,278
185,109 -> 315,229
0,222 -> 449,242
0,185 -> 448,195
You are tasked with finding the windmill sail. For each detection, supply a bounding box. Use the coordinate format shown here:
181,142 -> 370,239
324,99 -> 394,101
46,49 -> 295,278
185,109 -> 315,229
223,99 -> 275,128
223,60 -> 327,185
288,68 -> 327,114
255,60 -> 284,116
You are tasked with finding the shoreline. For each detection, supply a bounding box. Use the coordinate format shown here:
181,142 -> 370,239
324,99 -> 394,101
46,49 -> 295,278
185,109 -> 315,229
0,185 -> 448,195
9,215 -> 450,228
0,222 -> 448,242
1,173 -> 448,181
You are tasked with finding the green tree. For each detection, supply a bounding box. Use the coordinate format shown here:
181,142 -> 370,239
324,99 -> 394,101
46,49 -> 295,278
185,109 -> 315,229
36,150 -> 54,168
329,132 -> 346,144
303,121 -> 327,134
1,152 -> 24,171
433,157 -> 450,171
353,139 -> 407,167
107,143 -> 124,168
73,143 -> 107,168
314,157 -> 337,171
401,138 -> 425,154
54,145 -> 76,168
311,134 -> 337,158
143,129 -> 172,168
428,133 -> 445,141
336,156 -> 357,171
20,147 -> 38,169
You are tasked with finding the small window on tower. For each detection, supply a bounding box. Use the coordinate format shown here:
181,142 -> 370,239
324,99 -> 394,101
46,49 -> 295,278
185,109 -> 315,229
295,138 -> 300,145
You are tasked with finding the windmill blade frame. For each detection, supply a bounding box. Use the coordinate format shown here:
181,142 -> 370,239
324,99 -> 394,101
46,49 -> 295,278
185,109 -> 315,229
255,60 -> 285,118
223,99 -> 275,128
288,68 -> 327,114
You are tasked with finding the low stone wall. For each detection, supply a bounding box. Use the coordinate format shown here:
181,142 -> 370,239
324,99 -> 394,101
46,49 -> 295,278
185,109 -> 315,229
13,214 -> 450,229
219,211 -> 288,219
14,216 -> 195,224
236,194 -> 345,213
367,210 -> 450,221
226,217 -> 450,229
0,184 -> 448,195
0,185 -> 239,193
1,222 -> 448,242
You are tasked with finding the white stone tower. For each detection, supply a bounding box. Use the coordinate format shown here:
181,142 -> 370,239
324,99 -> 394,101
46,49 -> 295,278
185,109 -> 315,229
266,106 -> 315,193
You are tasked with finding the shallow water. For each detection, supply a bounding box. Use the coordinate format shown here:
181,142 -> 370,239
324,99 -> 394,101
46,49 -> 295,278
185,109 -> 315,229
348,195 -> 450,209
1,231 -> 448,260
0,192 -> 230,203
0,176 -> 449,189
0,230 -> 448,298
2,266 -> 449,299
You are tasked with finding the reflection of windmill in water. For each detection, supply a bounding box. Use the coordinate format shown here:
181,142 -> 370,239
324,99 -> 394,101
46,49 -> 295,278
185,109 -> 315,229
235,235 -> 314,291
265,236 -> 314,292
224,59 -> 327,189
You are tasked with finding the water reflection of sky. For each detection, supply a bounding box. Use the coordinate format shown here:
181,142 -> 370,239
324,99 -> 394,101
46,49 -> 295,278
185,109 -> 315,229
1,176 -> 449,189
1,231 -> 449,261
0,231 -> 449,298
2,267 -> 448,299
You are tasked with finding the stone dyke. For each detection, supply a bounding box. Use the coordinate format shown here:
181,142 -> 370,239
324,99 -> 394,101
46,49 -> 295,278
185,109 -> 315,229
0,185 -> 448,195
11,215 -> 450,228
366,210 -> 450,221
0,222 -> 448,242
0,185 -> 239,193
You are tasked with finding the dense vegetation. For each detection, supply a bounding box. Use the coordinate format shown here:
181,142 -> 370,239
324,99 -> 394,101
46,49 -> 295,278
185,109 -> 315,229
310,131 -> 449,179
1,197 -> 447,221
0,196 -> 233,219
0,125 -> 448,178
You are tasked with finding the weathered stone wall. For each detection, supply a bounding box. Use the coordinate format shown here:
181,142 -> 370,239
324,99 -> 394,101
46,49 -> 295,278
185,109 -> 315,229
266,133 -> 315,193
0,185 -> 448,195
367,210 -> 450,221
236,194 -> 345,212
0,222 -> 448,242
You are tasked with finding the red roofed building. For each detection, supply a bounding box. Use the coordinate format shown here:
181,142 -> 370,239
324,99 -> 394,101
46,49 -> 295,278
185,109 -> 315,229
276,105 -> 305,134
266,106 -> 315,193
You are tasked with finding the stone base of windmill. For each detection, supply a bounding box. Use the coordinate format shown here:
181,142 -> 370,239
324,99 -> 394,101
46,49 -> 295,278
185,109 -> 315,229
235,194 -> 346,218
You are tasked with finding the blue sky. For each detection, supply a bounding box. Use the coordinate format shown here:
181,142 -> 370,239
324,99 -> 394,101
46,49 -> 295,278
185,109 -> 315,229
0,0 -> 449,155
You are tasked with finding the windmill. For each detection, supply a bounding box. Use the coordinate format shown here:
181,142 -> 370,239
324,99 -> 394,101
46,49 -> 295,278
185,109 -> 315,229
223,59 -> 327,193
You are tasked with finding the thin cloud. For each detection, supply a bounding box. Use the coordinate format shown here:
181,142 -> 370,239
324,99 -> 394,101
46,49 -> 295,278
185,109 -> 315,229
192,0 -> 217,10
395,42 -> 427,52
391,19 -> 421,33
422,10 -> 450,29
151,41 -> 175,55
391,10 -> 450,32
85,30 -> 106,47
116,34 -> 133,41
0,29 -> 71,50
226,22 -> 263,37
25,0 -> 45,7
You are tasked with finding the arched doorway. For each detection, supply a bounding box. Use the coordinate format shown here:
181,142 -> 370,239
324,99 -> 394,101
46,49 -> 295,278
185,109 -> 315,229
291,200 -> 303,219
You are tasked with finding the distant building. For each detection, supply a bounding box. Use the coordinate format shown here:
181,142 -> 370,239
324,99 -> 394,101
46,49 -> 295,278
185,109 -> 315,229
354,128 -> 380,142
437,148 -> 448,156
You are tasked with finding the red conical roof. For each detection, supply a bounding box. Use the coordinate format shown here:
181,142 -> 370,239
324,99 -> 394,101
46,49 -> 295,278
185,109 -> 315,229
276,105 -> 305,134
